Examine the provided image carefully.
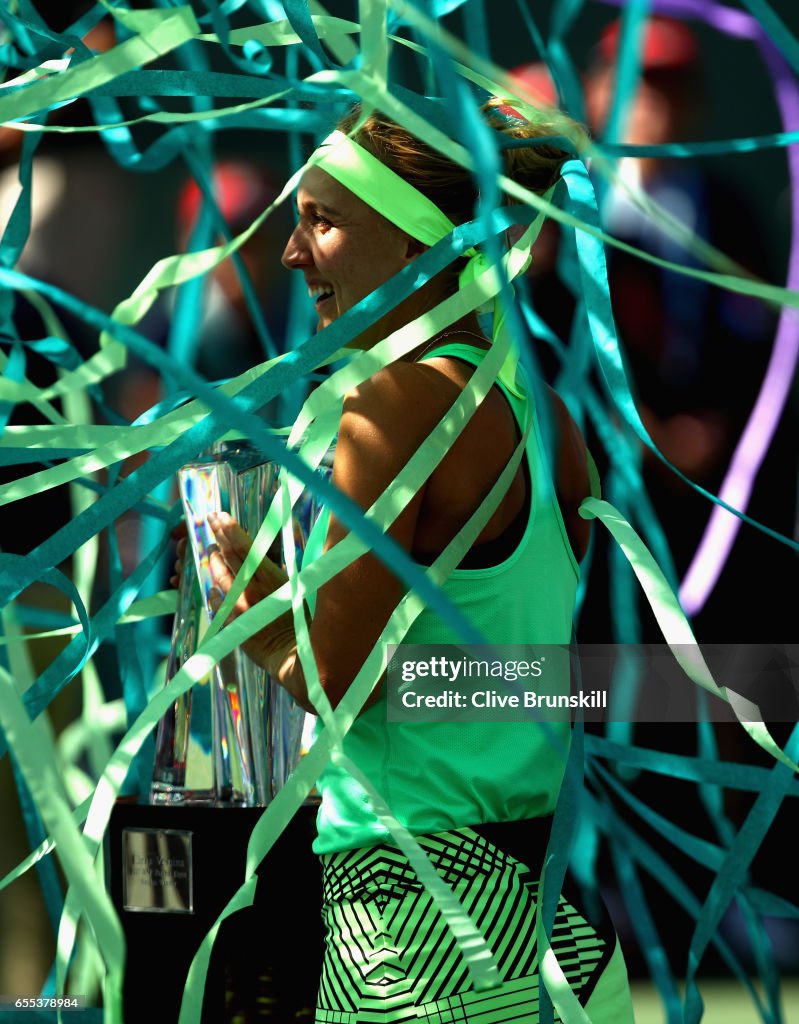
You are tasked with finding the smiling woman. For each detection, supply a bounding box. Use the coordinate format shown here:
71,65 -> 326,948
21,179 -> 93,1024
283,164 -> 425,344
199,99 -> 635,1023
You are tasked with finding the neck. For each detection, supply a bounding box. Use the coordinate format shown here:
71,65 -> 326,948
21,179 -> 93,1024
406,315 -> 487,362
351,275 -> 463,352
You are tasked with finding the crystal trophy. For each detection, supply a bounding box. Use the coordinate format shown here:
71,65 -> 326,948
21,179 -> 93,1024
150,440 -> 327,807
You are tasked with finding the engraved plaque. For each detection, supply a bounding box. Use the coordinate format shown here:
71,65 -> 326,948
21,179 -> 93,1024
122,828 -> 194,914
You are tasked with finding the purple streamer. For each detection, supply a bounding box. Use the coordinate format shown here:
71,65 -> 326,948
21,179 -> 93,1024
595,0 -> 799,614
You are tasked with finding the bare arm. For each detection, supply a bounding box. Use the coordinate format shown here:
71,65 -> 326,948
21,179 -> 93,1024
209,361 -> 454,713
208,366 -> 591,712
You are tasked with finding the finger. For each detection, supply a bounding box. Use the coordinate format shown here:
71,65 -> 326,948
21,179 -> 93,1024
208,512 -> 253,559
207,587 -> 240,627
208,548 -> 236,594
176,537 -> 187,559
208,549 -> 256,617
208,586 -> 225,615
210,537 -> 244,579
253,554 -> 289,593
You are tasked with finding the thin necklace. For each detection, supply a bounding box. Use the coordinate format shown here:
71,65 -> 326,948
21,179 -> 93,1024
414,328 -> 487,363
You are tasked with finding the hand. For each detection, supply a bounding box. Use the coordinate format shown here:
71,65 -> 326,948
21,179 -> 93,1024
207,511 -> 295,673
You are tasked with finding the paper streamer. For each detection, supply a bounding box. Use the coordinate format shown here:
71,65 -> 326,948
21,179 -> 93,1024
0,3 -> 796,1023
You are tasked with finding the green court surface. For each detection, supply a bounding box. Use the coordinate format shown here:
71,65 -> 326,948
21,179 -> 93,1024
631,980 -> 799,1023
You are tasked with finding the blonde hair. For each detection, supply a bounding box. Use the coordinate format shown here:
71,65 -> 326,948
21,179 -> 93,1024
336,98 -> 584,226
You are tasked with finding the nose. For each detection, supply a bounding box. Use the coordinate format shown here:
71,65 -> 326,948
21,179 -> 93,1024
281,222 -> 309,269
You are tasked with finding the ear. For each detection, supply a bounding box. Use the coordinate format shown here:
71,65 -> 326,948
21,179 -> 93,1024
404,236 -> 428,262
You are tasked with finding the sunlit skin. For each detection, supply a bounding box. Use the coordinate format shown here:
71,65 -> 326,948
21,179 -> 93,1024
282,166 -> 434,348
191,165 -> 591,714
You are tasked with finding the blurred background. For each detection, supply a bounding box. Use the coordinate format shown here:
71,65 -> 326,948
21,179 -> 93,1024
0,0 -> 797,1020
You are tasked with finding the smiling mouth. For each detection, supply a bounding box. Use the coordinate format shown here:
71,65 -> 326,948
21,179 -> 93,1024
311,289 -> 335,309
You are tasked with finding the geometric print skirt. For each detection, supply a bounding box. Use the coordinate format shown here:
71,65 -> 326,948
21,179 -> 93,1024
315,823 -> 634,1023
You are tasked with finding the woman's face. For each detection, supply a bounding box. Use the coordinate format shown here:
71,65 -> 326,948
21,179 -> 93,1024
282,166 -> 418,345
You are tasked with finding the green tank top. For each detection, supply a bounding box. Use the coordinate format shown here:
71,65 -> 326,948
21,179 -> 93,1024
309,344 -> 579,854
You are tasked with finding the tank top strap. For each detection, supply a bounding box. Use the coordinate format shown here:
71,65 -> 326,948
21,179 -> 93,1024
418,342 -> 601,503
415,342 -> 532,436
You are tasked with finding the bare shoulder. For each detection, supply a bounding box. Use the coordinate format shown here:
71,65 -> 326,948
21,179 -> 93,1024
340,359 -> 460,450
542,384 -> 589,495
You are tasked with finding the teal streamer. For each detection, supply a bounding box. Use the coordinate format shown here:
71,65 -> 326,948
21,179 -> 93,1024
592,759 -> 733,875
1,2 -> 50,54
85,69 -> 292,98
0,115 -> 46,276
181,146 -> 280,364
584,735 -> 799,794
539,0 -> 588,124
13,605 -> 79,630
0,344 -> 27,432
538,657 -> 586,1024
0,207 -> 543,631
610,841 -> 682,1024
682,725 -> 799,1024
424,40 -> 559,466
738,0 -> 799,74
205,0 -> 277,78
601,0 -> 650,149
560,159 -> 799,554
9,753 -> 64,939
0,463 -> 174,525
283,0 -> 334,67
0,608 -> 64,943
279,43 -> 319,424
692,712 -> 778,1015
0,558 -> 92,679
63,4 -> 109,46
0,522 -> 177,762
425,0 -> 471,16
104,465 -> 155,797
744,888 -> 799,919
0,12 -> 796,1021
461,0 -> 490,64
518,185 -> 680,589
550,0 -> 589,36
168,157 -> 217,379
562,164 -> 681,586
586,787 -> 773,1017
127,42 -> 218,797
693,714 -> 784,1022
599,129 -> 799,157
535,633 -> 583,1021
18,334 -> 109,419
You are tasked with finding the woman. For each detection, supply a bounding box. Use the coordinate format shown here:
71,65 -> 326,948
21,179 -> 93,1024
202,101 -> 635,1023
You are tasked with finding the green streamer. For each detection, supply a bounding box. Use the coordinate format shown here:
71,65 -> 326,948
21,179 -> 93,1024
0,5 -> 795,1023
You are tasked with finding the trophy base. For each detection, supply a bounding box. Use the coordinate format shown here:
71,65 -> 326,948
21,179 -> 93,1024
149,782 -> 255,807
149,783 -> 218,806
106,798 -> 323,1021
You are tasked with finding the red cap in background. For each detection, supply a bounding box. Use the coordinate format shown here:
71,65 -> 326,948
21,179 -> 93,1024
177,161 -> 278,235
508,61 -> 559,107
598,16 -> 698,71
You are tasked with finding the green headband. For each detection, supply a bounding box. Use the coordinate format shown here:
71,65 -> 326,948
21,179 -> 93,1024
310,130 -> 462,247
309,128 -> 554,397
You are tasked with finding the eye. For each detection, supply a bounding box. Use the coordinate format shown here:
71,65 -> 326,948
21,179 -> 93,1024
311,212 -> 333,230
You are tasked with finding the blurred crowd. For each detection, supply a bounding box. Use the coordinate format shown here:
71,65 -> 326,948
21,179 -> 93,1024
1,7 -> 796,998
